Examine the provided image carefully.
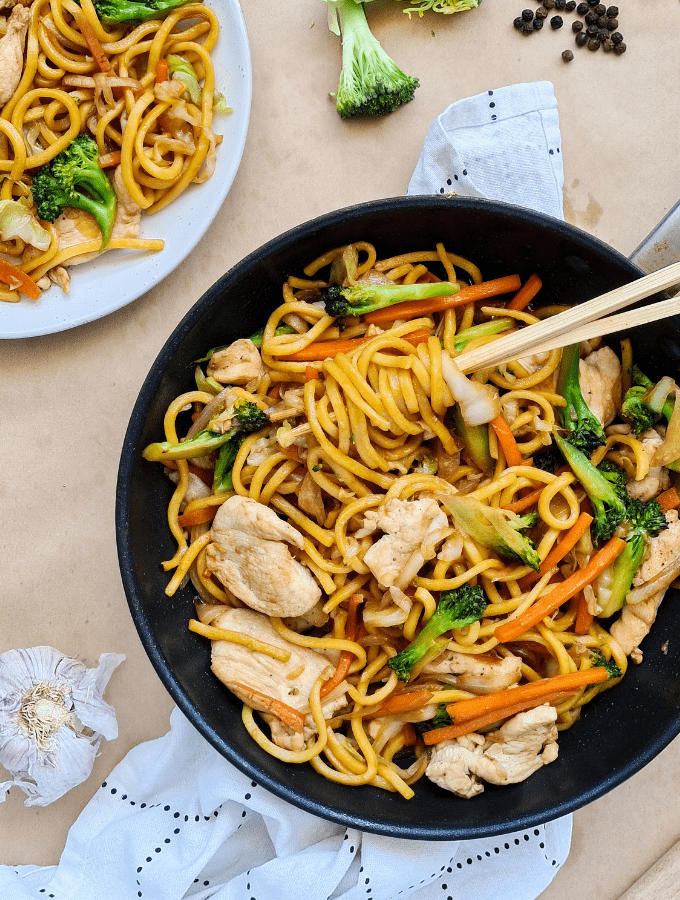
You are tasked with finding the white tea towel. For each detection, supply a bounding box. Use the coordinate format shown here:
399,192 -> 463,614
1,707 -> 572,900
1,82 -> 572,900
408,81 -> 564,220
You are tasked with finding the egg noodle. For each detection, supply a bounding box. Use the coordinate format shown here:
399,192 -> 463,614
0,0 -> 222,301
145,241 -> 680,800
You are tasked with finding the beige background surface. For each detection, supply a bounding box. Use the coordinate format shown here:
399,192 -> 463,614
2,1 -> 680,897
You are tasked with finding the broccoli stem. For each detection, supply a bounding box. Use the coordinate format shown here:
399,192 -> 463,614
451,405 -> 493,474
453,318 -> 513,352
322,280 -> 458,319
143,427 -> 237,462
556,344 -> 606,455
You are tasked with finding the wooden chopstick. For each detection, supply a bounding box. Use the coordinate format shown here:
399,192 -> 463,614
455,260 -> 680,375
458,295 -> 680,371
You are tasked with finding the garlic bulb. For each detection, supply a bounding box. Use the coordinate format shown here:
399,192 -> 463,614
0,646 -> 125,807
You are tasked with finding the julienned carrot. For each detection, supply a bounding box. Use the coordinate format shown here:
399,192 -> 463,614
508,273 -> 543,311
74,12 -> 112,73
98,151 -> 121,168
489,415 -> 526,468
574,591 -> 594,635
494,536 -> 626,644
519,511 -> 594,590
363,274 -> 522,327
280,328 -> 430,362
155,59 -> 168,83
502,485 -> 545,514
321,594 -> 363,698
230,682 -> 305,732
401,723 -> 417,746
445,666 -> 608,725
423,690 -> 574,745
0,258 -> 41,300
177,506 -> 219,527
657,485 -> 680,512
305,365 -> 320,382
375,690 -> 434,717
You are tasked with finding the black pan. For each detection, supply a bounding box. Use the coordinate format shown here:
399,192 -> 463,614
116,196 -> 680,840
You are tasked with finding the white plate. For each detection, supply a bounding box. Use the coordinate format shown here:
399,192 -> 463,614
0,0 -> 251,340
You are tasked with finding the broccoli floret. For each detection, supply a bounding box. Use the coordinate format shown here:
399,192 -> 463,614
630,367 -> 680,472
31,135 -> 117,249
556,343 -> 606,455
443,494 -> 541,570
599,497 -> 668,618
532,444 -> 565,474
325,0 -> 419,118
320,280 -> 459,319
553,432 -> 627,544
93,0 -> 192,24
142,399 -> 267,464
388,584 -> 488,682
620,385 -> 656,435
590,650 -> 622,679
414,702 -> 452,735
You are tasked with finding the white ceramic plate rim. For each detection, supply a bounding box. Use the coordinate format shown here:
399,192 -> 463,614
0,0 -> 251,340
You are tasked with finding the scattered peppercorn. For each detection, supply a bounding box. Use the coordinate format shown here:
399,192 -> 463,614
514,15 -> 524,27
587,37 -> 600,49
521,21 -> 534,32
587,0 -> 598,6
544,0 -> 555,7
533,16 -> 544,28
554,0 -> 566,8
611,30 -> 623,42
561,49 -> 574,61
575,31 -> 588,45
594,3 -> 606,13
602,38 -> 614,51
614,40 -> 626,53
598,28 -> 609,39
576,1 -> 588,12
606,5 -> 618,15
535,6 -> 549,17
550,14 -> 563,27
606,18 -> 618,29
565,0 -> 576,9
586,23 -> 598,34
522,8 -> 534,19
572,19 -> 583,30
597,14 -> 607,25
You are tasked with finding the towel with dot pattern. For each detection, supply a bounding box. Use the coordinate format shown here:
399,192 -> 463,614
408,81 -> 564,221
1,707 -> 571,900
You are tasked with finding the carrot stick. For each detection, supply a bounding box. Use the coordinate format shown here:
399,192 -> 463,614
363,275 -> 522,327
502,485 -> 545,513
304,365 -> 320,382
519,511 -> 594,590
445,666 -> 608,725
508,273 -> 543,311
74,12 -> 113,73
574,591 -> 594,635
177,506 -> 218,527
98,151 -> 121,168
229,682 -> 306,733
321,594 -> 363,698
375,690 -> 434,716
0,258 -> 41,300
280,328 -> 430,362
489,415 -> 526,468
401,722 -> 417,746
494,536 -> 625,644
657,485 -> 680,512
155,59 -> 168,83
423,690 -> 574,745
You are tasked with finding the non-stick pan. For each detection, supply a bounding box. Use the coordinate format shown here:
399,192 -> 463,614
116,196 -> 680,840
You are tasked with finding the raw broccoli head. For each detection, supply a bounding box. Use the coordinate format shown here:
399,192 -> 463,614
388,584 -> 488,682
93,0 -> 192,24
32,134 -> 117,249
620,385 -> 656,435
319,280 -> 458,320
556,344 -> 606,456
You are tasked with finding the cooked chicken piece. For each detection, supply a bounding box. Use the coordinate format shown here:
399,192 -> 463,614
282,600 -> 330,633
579,345 -> 622,427
626,429 -> 671,501
0,5 -> 29,105
210,607 -> 347,751
421,651 -> 522,695
610,510 -> 680,658
426,735 -> 506,799
207,338 -> 264,386
361,498 -> 451,589
481,705 -> 559,784
205,495 -> 321,617
0,0 -> 32,10
297,471 -> 325,525
516,350 -> 551,376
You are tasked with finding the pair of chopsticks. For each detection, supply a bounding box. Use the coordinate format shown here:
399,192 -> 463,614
456,260 -> 680,375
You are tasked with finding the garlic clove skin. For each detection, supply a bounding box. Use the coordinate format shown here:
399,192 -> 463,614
0,646 -> 125,807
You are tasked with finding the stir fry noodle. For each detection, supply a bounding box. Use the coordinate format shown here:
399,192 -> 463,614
143,241 -> 680,799
0,0 -> 227,301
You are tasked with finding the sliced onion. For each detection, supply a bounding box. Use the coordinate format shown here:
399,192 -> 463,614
652,386 -> 680,467
440,349 -> 500,425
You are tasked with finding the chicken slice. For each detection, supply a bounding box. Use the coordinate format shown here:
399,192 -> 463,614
421,650 -> 522,695
210,607 -> 347,750
626,429 -> 671,501
634,509 -> 680,586
362,498 -> 451,589
426,736 -> 506,799
578,345 -> 622,427
207,338 -> 264,386
481,705 -> 559,784
205,495 -> 321,617
0,5 -> 29,105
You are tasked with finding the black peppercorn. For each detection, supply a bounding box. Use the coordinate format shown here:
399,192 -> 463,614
597,14 -> 608,25
606,17 -> 618,29
602,38 -> 614,51
586,23 -> 598,34
585,10 -> 598,23
514,15 -> 524,27
611,30 -> 623,42
598,28 -> 609,39
521,21 -> 534,32
606,5 -> 618,15
555,0 -> 566,8
562,49 -> 574,61
535,6 -> 549,17
576,1 -> 588,11
544,0 -> 556,7
594,3 -> 606,13
587,0 -> 599,6
565,0 -> 576,9
533,16 -> 544,28
572,19 -> 583,30
613,40 -> 626,53
575,31 -> 588,45
587,36 -> 600,49
522,8 -> 534,19
550,14 -> 563,27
